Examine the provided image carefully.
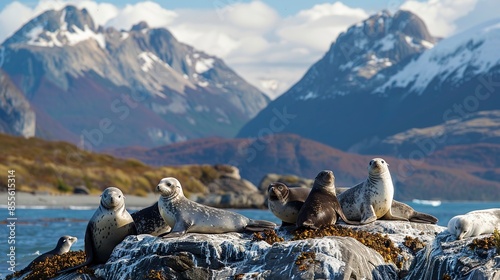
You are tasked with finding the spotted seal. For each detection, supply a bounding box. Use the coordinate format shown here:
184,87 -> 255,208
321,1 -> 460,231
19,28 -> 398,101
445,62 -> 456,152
267,182 -> 310,226
448,208 -> 500,240
338,158 -> 408,224
296,170 -> 360,229
156,177 -> 276,237
132,202 -> 171,236
59,187 -> 136,274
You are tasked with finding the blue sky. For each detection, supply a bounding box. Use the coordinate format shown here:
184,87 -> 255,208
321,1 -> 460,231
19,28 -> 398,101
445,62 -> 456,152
0,0 -> 498,97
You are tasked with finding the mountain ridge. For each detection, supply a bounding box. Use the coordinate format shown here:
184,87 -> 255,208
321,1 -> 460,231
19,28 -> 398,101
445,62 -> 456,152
1,5 -> 269,149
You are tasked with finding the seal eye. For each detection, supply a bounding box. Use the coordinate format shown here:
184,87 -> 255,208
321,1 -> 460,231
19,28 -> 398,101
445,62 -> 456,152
381,160 -> 385,164
278,186 -> 283,190
167,182 -> 172,187
369,160 -> 374,166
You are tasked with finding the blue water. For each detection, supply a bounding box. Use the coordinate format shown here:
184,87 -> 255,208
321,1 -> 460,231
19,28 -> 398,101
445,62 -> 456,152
1,201 -> 499,277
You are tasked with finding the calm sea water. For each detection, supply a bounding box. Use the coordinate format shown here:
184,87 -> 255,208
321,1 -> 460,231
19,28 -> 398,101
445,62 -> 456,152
1,201 -> 500,277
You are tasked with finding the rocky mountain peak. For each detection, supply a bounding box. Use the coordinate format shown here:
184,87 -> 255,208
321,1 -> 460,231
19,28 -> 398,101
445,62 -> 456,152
284,10 -> 435,101
4,5 -> 102,48
131,21 -> 149,31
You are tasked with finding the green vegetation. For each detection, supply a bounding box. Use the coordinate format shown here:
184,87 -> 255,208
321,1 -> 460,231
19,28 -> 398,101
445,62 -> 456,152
0,133 -> 219,197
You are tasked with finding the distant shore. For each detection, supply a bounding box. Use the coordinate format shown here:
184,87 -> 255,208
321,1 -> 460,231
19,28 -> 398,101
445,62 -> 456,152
0,191 -> 159,210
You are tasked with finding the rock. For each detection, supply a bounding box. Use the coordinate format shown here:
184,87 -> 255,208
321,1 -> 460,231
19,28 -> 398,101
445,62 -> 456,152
34,221 -> 443,280
73,185 -> 90,195
25,221 -> 500,280
207,178 -> 258,194
405,230 -> 500,279
96,232 -> 398,280
197,192 -> 266,209
214,164 -> 241,180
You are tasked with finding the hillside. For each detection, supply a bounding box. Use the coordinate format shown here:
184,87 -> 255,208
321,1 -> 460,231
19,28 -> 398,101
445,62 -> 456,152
0,133 -> 223,198
109,134 -> 500,201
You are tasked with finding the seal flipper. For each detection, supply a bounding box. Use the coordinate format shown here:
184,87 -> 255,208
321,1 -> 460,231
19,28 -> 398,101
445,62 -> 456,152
245,219 -> 276,232
408,212 -> 438,224
381,208 -> 409,222
58,223 -> 95,274
360,204 -> 378,224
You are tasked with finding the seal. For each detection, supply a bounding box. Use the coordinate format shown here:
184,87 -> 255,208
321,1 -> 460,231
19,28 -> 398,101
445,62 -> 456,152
59,187 -> 136,274
336,187 -> 437,224
337,158 -> 408,224
296,170 -> 359,229
267,182 -> 310,226
156,177 -> 276,237
22,235 -> 77,271
448,208 -> 500,240
132,202 -> 171,236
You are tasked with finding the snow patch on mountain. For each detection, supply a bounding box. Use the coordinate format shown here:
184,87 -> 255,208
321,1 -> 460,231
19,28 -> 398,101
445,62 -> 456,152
376,18 -> 500,95
26,23 -> 105,48
195,58 -> 215,73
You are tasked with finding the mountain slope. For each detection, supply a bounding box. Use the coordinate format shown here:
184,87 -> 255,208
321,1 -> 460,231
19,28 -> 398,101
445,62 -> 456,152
1,6 -> 269,149
109,134 -> 500,201
0,70 -> 35,137
238,11 -> 500,154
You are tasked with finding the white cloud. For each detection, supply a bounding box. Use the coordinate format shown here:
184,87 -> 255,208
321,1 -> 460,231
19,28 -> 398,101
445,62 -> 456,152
0,2 -> 34,43
105,1 -> 177,30
278,2 -> 368,51
401,0 -> 479,37
224,1 -> 279,31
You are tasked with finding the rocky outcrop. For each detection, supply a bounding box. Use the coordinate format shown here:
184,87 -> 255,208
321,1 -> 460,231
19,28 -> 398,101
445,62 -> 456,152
12,221 -> 500,280
195,165 -> 266,208
12,221 -> 442,280
406,231 -> 500,279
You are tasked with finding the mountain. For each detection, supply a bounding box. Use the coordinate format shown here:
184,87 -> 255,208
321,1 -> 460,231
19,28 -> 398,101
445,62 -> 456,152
109,134 -> 500,201
0,70 -> 35,137
238,10 -> 500,154
1,6 -> 269,149
353,110 -> 500,156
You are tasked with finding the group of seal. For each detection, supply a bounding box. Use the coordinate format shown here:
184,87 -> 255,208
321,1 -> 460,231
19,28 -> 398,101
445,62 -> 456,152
268,158 -> 438,229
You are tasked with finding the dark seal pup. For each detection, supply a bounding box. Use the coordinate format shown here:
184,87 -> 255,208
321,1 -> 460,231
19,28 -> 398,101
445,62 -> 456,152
156,177 -> 276,237
296,170 -> 359,229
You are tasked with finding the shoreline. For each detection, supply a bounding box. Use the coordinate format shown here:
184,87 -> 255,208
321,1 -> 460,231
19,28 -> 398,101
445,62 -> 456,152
1,191 -> 159,210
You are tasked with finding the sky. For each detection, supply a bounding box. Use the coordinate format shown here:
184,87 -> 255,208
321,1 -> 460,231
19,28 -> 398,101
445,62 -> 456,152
0,0 -> 499,98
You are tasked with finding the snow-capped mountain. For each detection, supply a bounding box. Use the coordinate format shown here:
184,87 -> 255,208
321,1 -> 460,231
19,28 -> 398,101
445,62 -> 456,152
238,10 -> 500,153
282,10 -> 435,101
375,18 -> 500,95
1,6 -> 269,149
